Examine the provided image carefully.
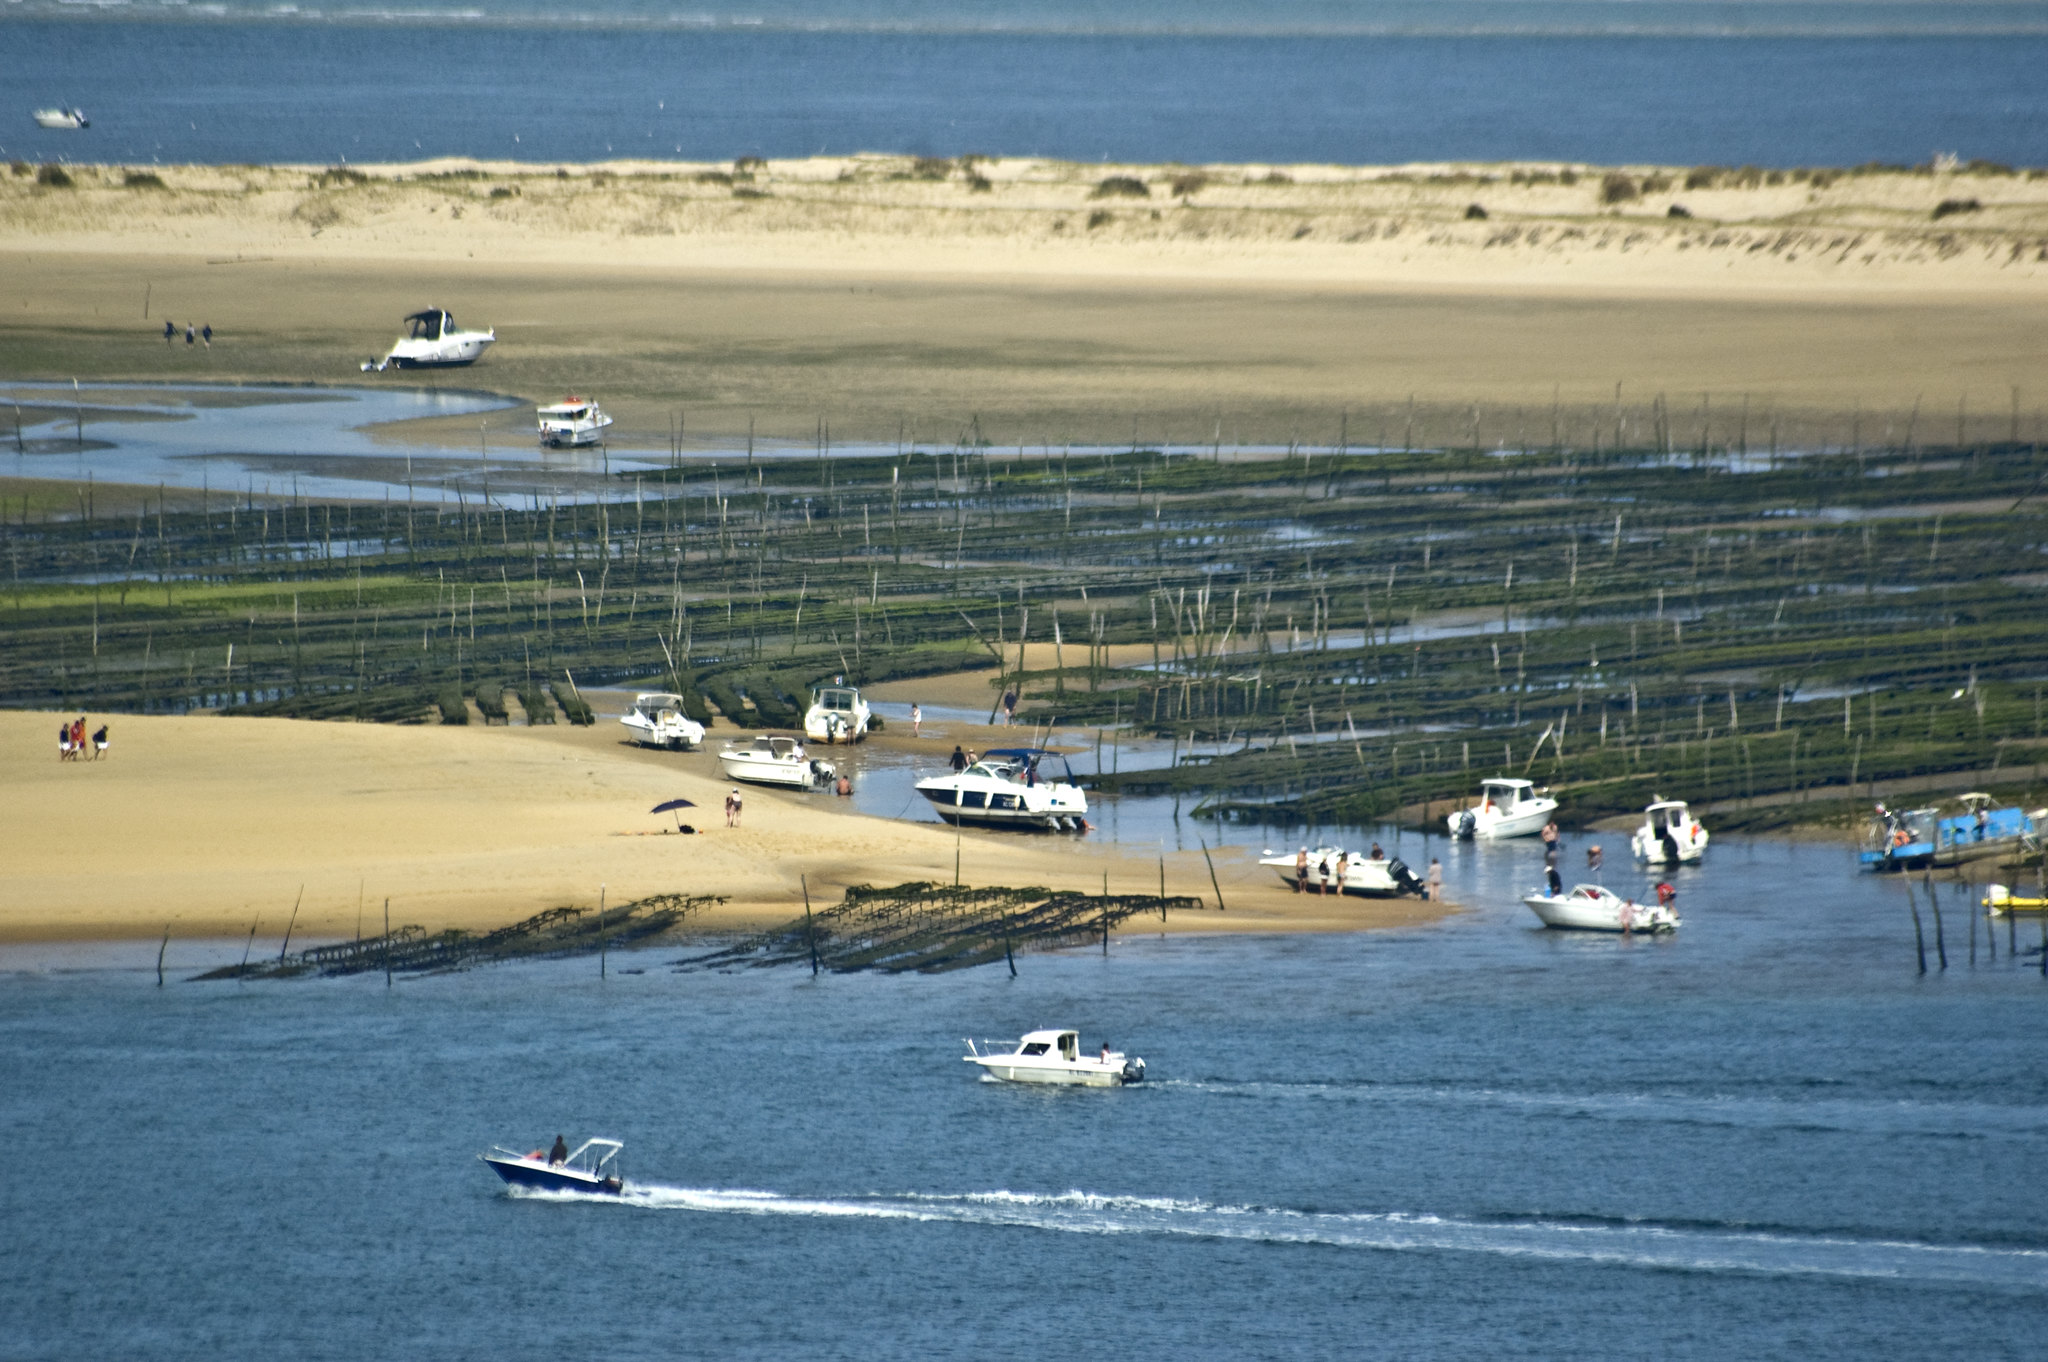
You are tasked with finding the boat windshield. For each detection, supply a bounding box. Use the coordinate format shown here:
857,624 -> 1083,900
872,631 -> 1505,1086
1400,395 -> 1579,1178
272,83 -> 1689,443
407,312 -> 447,340
814,688 -> 858,711
769,737 -> 797,756
1020,1041 -> 1050,1056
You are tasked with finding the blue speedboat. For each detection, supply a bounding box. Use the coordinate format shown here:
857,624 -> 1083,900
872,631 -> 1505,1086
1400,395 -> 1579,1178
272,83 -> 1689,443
1860,796 -> 2035,873
480,1137 -> 624,1195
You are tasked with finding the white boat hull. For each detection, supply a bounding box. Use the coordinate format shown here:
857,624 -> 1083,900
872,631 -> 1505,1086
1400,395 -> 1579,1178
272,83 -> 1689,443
33,110 -> 87,130
1633,827 -> 1708,864
1258,850 -> 1423,897
1522,886 -> 1679,933
1449,804 -> 1555,839
972,1060 -> 1128,1087
719,747 -> 832,788
622,715 -> 703,750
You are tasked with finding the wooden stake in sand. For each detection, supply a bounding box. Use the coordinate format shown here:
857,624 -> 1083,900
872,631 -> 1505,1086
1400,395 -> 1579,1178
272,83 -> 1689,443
278,885 -> 303,965
157,926 -> 168,988
1199,837 -> 1226,912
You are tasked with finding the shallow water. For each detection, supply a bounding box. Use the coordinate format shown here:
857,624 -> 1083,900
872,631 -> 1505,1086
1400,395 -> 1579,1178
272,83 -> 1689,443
4,831 -> 2043,1360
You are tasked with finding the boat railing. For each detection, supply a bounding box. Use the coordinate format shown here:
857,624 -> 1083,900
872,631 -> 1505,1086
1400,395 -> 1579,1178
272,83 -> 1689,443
962,1037 -> 1024,1058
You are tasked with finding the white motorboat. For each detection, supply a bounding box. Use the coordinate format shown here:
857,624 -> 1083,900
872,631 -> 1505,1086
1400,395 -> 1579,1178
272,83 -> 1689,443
1446,777 -> 1558,840
537,395 -> 613,448
1522,883 -> 1679,933
479,1137 -> 624,1195
964,1029 -> 1144,1086
32,108 -> 88,130
803,683 -> 871,744
361,309 -> 495,371
915,748 -> 1087,831
718,733 -> 835,788
1632,798 -> 1709,864
620,692 -> 704,750
1258,846 -> 1426,897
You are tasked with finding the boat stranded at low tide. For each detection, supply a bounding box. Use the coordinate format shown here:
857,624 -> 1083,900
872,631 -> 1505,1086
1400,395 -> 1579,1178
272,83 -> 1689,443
804,683 -> 871,745
1258,846 -> 1426,897
964,1030 -> 1144,1086
915,748 -> 1088,831
536,395 -> 613,448
361,308 -> 495,371
719,733 -> 836,789
620,691 -> 704,751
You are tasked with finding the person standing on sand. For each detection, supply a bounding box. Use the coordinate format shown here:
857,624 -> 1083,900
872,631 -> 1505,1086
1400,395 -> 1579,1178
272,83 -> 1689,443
201,324 -> 212,347
185,323 -> 195,345
1427,857 -> 1443,902
1002,690 -> 1018,725
73,717 -> 86,759
910,703 -> 922,737
163,320 -> 175,344
1294,847 -> 1308,894
58,722 -> 71,761
949,744 -> 967,772
93,724 -> 109,759
725,788 -> 742,827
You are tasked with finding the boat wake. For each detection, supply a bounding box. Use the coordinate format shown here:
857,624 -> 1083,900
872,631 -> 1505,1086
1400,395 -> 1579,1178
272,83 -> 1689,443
529,1182 -> 2048,1289
1153,1077 -> 2048,1141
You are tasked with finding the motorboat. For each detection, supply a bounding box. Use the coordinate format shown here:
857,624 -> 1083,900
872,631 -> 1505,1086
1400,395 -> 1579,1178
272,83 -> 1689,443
620,692 -> 704,750
964,1029 -> 1144,1086
915,748 -> 1087,831
1446,777 -> 1558,840
718,733 -> 835,788
1860,796 -> 2036,873
1258,846 -> 1426,897
537,395 -> 613,448
32,108 -> 88,130
361,309 -> 495,371
1522,883 -> 1679,933
1632,798 -> 1709,865
479,1137 -> 624,1195
1983,884 -> 2048,916
803,683 -> 871,745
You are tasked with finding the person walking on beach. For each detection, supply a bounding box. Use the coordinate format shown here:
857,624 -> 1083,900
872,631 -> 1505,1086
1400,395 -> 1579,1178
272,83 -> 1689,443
91,723 -> 108,760
1426,857 -> 1444,902
184,323 -> 195,345
1294,847 -> 1308,894
201,323 -> 212,348
58,722 -> 71,761
1002,690 -> 1018,725
725,787 -> 742,827
163,320 -> 175,344
910,703 -> 922,737
72,717 -> 86,760
949,744 -> 968,772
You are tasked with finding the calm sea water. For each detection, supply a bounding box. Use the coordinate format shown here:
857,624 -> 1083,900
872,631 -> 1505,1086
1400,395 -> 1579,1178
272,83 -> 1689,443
7,17 -> 2048,168
5,835 -> 2046,1360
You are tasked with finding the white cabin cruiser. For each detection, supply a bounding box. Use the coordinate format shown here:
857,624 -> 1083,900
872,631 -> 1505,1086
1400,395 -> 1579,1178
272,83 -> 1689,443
32,108 -> 88,130
964,1030 -> 1144,1086
1522,883 -> 1679,933
1447,777 -> 1558,840
537,395 -> 613,448
718,734 -> 835,788
1632,798 -> 1709,864
361,309 -> 495,371
803,683 -> 871,744
479,1137 -> 624,1195
915,748 -> 1087,831
1258,846 -> 1426,897
620,692 -> 704,750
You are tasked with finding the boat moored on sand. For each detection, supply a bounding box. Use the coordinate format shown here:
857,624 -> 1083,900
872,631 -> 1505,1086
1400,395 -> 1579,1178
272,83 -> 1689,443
803,683 -> 871,744
1523,883 -> 1679,933
361,309 -> 495,371
537,395 -> 613,447
1633,798 -> 1709,865
718,734 -> 835,788
480,1137 -> 624,1194
964,1029 -> 1144,1086
620,692 -> 704,750
1447,777 -> 1558,840
1258,846 -> 1426,897
915,748 -> 1087,830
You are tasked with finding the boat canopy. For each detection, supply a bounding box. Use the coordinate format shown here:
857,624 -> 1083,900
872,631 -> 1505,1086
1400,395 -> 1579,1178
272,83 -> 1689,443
1482,777 -> 1537,796
405,309 -> 453,339
812,686 -> 861,711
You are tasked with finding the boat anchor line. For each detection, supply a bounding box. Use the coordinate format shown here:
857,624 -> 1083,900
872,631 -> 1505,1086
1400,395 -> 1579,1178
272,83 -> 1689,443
545,1183 -> 2048,1289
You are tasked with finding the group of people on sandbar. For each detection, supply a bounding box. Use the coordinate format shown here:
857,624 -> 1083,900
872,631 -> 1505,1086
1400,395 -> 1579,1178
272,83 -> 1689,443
57,715 -> 107,761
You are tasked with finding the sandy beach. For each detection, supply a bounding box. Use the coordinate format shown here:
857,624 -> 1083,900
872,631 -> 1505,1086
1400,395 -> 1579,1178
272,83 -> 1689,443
4,157 -> 2046,451
0,707 -> 1445,944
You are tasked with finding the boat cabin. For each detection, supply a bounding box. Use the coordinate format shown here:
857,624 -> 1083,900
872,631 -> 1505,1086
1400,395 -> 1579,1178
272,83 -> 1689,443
1480,778 -> 1541,810
812,685 -> 861,713
1645,800 -> 1691,828
538,398 -> 596,421
1015,1029 -> 1080,1060
405,309 -> 456,341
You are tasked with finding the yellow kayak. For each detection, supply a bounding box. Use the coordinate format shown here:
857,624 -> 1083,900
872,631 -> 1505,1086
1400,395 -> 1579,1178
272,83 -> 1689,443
1983,884 -> 2048,915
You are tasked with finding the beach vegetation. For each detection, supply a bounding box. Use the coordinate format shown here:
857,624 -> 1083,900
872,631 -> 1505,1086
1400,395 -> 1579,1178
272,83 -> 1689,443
1963,159 -> 2014,176
1091,176 -> 1150,199
8,160 -> 29,177
733,156 -> 767,175
1640,173 -> 1672,193
1464,203 -> 1487,220
695,170 -> 734,185
313,166 -> 368,189
1668,204 -> 1693,218
122,170 -> 169,191
1087,209 -> 1114,229
1931,198 -> 1982,220
1557,168 -> 1578,185
733,186 -> 769,200
910,156 -> 953,180
1599,173 -> 1638,204
1685,167 -> 1723,189
488,185 -> 518,199
1258,170 -> 1293,185
1169,172 -> 1208,198
34,164 -> 73,189
966,171 -> 993,192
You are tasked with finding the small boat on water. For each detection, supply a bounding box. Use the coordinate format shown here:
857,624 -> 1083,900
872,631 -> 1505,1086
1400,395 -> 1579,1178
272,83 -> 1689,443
480,1137 -> 624,1194
1860,795 -> 2036,873
718,733 -> 835,788
537,395 -> 613,448
803,682 -> 871,744
1982,884 -> 2048,916
1258,846 -> 1425,897
915,748 -> 1088,831
1447,777 -> 1558,840
32,108 -> 88,130
620,691 -> 704,750
1523,883 -> 1679,933
964,1029 -> 1144,1086
361,308 -> 495,371
1632,798 -> 1709,865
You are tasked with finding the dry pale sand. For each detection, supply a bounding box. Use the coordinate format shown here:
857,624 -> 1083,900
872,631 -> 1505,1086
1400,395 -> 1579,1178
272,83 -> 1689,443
0,709 -> 1445,944
3,156 -> 2045,449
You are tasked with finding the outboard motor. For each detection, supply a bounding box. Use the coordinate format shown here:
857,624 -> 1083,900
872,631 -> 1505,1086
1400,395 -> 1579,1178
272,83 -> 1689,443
1121,1057 -> 1146,1084
1386,858 -> 1425,896
1456,810 -> 1477,840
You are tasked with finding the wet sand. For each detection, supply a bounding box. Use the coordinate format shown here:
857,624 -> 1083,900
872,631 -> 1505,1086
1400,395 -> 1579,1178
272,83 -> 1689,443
0,709 -> 1447,945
